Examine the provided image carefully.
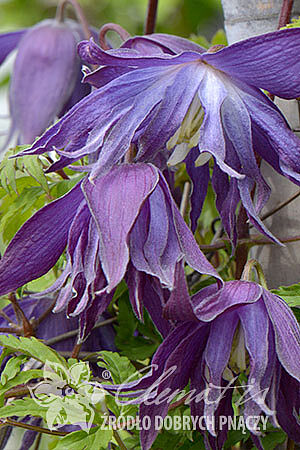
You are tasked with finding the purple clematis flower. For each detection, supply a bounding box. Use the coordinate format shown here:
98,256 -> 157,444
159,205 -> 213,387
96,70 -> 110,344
20,29 -> 300,241
0,19 -> 93,153
0,163 -> 219,340
104,280 -> 300,450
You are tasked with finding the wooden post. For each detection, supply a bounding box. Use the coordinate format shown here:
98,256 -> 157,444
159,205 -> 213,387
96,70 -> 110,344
221,0 -> 300,288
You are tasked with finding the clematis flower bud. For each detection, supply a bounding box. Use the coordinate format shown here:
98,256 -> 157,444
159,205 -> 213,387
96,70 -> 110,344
9,19 -> 80,144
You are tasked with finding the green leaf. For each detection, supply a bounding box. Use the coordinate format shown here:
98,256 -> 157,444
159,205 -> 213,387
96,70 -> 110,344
114,293 -> 160,360
0,335 -> 67,367
211,29 -> 228,46
53,426 -> 113,450
224,429 -> 250,448
97,351 -> 139,385
0,369 -> 44,405
271,283 -> 300,307
0,355 -> 28,385
22,155 -> 49,193
0,157 -> 17,193
0,397 -> 49,420
259,430 -> 286,449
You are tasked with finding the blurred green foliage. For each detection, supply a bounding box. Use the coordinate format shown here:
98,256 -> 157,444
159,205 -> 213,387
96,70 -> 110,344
0,0 -> 223,39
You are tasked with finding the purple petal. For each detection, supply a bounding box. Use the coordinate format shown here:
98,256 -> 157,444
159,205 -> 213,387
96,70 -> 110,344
0,182 -> 84,296
193,281 -> 262,321
211,166 -> 239,245
83,164 -> 159,292
173,206 -> 222,284
123,33 -> 206,55
276,368 -> 300,442
0,29 -> 26,64
204,311 -> 238,418
142,184 -> 170,282
126,266 -> 173,337
143,276 -> 173,338
58,67 -> 91,117
245,91 -> 300,185
238,301 -> 273,415
202,28 -> 300,99
185,149 -> 209,233
237,177 -> 281,244
140,323 -> 204,450
157,172 -> 222,284
78,290 -> 115,342
83,65 -> 134,88
78,37 -> 200,68
137,62 -> 205,162
197,72 -> 244,179
263,290 -> 300,381
163,262 -> 196,323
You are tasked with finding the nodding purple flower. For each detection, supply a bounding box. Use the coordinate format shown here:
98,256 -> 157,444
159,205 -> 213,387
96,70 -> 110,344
21,29 -> 300,241
105,280 -> 300,450
0,19 -> 93,154
0,163 -> 220,340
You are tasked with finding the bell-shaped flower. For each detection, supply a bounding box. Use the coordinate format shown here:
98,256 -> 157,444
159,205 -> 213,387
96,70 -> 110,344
0,163 -> 220,341
21,29 -> 300,241
104,280 -> 300,450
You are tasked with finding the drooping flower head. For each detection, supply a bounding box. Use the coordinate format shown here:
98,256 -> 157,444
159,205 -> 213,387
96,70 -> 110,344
104,280 -> 300,449
20,29 -> 300,241
0,163 -> 220,341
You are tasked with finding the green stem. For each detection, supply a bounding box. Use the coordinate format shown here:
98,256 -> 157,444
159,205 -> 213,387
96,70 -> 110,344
99,23 -> 131,50
180,181 -> 191,218
287,438 -> 295,450
1,418 -> 68,437
113,430 -> 128,450
8,293 -> 33,337
241,259 -> 268,288
45,317 -> 117,346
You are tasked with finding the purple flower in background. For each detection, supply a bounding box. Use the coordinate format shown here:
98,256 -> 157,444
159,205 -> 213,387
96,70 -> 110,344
0,19 -> 92,153
0,163 -> 220,340
0,294 -> 116,352
21,29 -> 300,241
105,281 -> 300,449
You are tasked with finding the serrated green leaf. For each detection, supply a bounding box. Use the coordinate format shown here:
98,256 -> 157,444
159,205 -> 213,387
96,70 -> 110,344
0,355 -> 28,385
22,155 -> 49,193
0,369 -> 44,405
97,351 -> 139,385
53,426 -> 113,450
0,158 -> 17,193
271,283 -> 300,307
0,335 -> 67,367
0,397 -> 48,420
